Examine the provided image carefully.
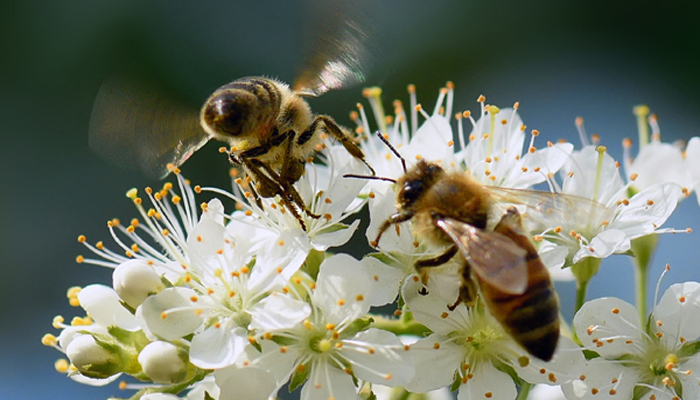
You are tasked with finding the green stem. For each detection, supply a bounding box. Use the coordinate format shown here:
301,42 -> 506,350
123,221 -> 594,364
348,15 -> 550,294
575,278 -> 589,314
570,257 -> 601,314
630,234 -> 659,324
516,382 -> 532,400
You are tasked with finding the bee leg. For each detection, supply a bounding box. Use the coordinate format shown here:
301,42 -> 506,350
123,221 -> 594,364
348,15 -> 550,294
241,157 -> 309,231
414,246 -> 458,296
373,211 -> 414,247
279,130 -> 321,219
300,115 -> 375,175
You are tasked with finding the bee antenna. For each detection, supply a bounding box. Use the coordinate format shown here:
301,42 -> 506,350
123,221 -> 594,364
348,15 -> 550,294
375,131 -> 407,173
343,174 -> 397,184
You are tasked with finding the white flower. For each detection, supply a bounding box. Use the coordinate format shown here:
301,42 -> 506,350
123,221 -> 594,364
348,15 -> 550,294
402,277 -> 584,400
622,106 -> 695,201
218,255 -> 415,400
539,145 -> 681,264
564,282 -> 700,400
113,259 -> 165,308
457,102 -> 572,189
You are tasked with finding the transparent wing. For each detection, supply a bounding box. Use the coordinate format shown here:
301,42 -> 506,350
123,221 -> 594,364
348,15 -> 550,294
292,0 -> 372,97
486,187 -> 617,234
88,78 -> 210,180
437,218 -> 528,295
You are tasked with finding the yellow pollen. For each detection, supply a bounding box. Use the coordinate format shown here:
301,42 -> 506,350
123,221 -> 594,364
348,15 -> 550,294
591,388 -> 599,395
41,334 -> 57,346
54,359 -> 70,373
549,373 -> 556,383
130,244 -> 139,253
356,294 -> 364,301
95,241 -> 104,250
433,342 -> 440,350
647,199 -> 654,206
337,299 -> 345,306
171,195 -> 181,204
161,312 -> 168,319
75,255 -> 84,263
587,325 -> 595,335
529,146 -> 536,153
126,188 -> 138,199
521,167 -> 528,172
368,347 -> 375,354
280,346 -> 287,354
485,392 -> 493,398
324,213 -> 332,220
77,235 -> 86,243
278,240 -> 285,246
440,312 -> 449,319
500,119 -> 507,125
612,308 -> 620,314
532,129 -> 540,136
679,296 -> 686,303
240,266 -> 249,274
657,320 -> 663,326
534,167 -> 541,172
518,356 -> 529,367
477,95 -> 485,102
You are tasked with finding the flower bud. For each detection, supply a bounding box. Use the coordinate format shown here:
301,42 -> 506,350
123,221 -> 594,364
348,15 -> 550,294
65,334 -> 122,379
138,341 -> 188,384
113,259 -> 164,308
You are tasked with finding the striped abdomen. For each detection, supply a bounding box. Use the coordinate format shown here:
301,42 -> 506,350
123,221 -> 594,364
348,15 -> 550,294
479,215 -> 560,361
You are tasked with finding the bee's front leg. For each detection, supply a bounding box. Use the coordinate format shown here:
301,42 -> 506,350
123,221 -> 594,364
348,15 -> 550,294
300,115 -> 375,175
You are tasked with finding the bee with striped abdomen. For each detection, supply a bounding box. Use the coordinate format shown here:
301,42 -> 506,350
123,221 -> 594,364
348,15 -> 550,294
89,2 -> 374,230
369,151 -> 580,361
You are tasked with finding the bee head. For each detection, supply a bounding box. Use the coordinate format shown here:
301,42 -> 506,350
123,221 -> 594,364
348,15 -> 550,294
397,160 -> 444,208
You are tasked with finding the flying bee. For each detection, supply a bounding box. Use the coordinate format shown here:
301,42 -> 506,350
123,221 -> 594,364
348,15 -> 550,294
359,136 -> 613,361
89,2 -> 374,230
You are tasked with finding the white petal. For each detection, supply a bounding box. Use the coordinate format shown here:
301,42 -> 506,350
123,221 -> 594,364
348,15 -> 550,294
402,274 -> 462,335
509,143 -> 574,188
456,362 -> 517,400
112,259 -> 165,309
562,146 -> 624,204
526,384 -> 566,400
141,394 -> 181,400
310,219 -> 360,251
78,284 -> 139,331
365,190 -> 415,254
513,337 -> 586,385
186,217 -> 225,261
136,287 -> 203,341
538,244 -> 573,281
402,115 -> 454,166
340,328 -> 414,387
677,354 -> 700,399
573,297 -> 643,359
685,137 -> 700,184
653,281 -> 700,348
216,366 -> 277,400
255,228 -> 311,281
403,334 -> 464,393
572,229 -> 629,263
360,256 -> 404,306
301,360 -> 360,400
68,372 -> 122,386
629,141 -> 689,191
190,325 -> 248,369
248,292 -> 311,332
561,359 -> 639,400
313,254 -> 372,323
607,182 -> 681,239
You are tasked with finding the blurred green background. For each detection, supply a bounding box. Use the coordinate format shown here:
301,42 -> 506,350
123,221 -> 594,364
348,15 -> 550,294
3,0 -> 700,399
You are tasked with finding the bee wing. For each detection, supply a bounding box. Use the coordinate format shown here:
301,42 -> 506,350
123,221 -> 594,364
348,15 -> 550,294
291,0 -> 372,97
437,218 -> 528,295
88,78 -> 210,180
487,187 -> 616,234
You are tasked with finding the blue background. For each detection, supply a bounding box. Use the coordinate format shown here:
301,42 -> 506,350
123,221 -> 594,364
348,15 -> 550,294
3,1 -> 700,399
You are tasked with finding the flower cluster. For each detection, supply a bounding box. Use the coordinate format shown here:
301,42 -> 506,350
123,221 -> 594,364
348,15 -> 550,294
43,83 -> 700,400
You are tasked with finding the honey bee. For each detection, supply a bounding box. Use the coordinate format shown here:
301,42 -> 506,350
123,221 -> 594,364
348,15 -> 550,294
89,3 -> 374,230
366,143 -> 610,361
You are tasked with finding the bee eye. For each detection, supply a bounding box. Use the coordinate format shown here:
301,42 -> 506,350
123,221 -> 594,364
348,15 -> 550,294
400,180 -> 423,205
201,92 -> 254,137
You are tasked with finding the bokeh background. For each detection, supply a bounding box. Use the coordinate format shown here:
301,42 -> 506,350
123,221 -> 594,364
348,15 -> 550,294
3,0 -> 700,399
